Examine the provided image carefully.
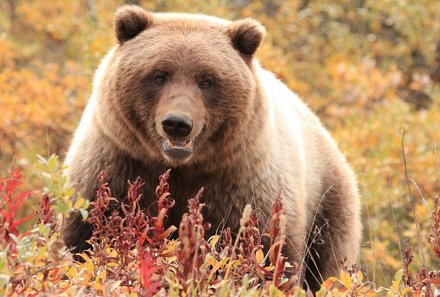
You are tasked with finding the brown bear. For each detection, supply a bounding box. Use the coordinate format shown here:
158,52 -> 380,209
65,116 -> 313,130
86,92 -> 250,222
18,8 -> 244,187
62,5 -> 361,292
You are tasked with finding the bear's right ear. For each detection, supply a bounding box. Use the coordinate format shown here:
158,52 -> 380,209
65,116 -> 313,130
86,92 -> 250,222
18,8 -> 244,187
114,5 -> 153,43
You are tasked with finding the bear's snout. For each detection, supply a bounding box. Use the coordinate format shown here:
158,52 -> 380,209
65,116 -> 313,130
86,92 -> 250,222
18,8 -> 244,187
160,114 -> 196,162
161,115 -> 193,139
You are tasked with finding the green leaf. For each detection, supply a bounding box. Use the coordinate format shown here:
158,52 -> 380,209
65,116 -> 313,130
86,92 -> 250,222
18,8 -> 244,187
56,200 -> 69,213
315,287 -> 326,297
38,224 -> 51,237
47,155 -> 59,172
79,209 -> 88,220
394,269 -> 403,284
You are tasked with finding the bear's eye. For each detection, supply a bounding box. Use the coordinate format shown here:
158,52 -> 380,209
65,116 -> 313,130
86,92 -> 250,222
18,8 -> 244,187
154,73 -> 168,85
199,78 -> 213,89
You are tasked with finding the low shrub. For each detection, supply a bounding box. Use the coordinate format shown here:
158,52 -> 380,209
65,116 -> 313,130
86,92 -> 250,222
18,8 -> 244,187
0,155 -> 439,296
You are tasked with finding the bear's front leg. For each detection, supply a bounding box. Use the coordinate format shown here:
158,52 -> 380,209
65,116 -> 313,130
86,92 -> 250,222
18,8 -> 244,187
303,168 -> 361,292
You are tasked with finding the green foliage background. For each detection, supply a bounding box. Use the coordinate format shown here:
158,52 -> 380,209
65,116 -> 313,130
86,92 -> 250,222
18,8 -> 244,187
1,0 -> 439,286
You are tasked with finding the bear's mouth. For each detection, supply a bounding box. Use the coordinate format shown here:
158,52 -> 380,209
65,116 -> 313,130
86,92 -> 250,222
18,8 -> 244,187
162,138 -> 194,160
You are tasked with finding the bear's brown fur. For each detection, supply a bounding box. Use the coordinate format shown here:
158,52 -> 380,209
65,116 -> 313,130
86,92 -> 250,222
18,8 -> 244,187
62,5 -> 361,292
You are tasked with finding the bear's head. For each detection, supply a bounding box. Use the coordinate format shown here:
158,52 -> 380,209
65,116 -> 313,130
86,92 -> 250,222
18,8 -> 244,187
99,6 -> 266,167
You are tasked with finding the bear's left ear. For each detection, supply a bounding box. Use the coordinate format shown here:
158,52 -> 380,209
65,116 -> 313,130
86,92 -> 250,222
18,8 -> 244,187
227,19 -> 266,56
114,5 -> 154,43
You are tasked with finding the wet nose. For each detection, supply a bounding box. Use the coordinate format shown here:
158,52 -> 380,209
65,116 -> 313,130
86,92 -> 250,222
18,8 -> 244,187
162,115 -> 193,138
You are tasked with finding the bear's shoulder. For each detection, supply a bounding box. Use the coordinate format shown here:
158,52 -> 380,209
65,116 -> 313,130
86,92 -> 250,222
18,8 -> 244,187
255,62 -> 321,127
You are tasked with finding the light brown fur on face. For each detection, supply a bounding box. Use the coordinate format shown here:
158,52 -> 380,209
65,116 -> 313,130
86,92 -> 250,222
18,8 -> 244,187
62,5 -> 361,293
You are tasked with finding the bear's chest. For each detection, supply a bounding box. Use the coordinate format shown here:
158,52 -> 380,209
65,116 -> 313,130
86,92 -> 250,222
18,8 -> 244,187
130,165 -> 274,236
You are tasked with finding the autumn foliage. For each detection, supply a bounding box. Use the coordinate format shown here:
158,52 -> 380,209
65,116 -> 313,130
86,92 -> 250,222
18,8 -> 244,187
1,157 -> 440,296
1,0 -> 440,294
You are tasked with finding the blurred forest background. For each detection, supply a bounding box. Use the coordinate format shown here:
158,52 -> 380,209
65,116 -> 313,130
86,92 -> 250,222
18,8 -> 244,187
1,0 -> 439,287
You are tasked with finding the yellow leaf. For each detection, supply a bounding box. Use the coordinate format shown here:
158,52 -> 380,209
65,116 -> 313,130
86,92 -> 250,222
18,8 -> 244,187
208,235 -> 220,248
391,269 -> 403,291
315,287 -> 326,297
106,262 -> 119,267
322,277 -> 339,291
401,287 -> 412,295
206,255 -> 218,266
356,270 -> 363,283
268,284 -> 285,297
65,187 -> 75,197
339,270 -> 352,289
109,280 -> 122,292
208,258 -> 229,283
256,249 -> 265,264
74,197 -> 85,209
93,270 -> 106,292
163,240 -> 177,254
66,267 -> 79,279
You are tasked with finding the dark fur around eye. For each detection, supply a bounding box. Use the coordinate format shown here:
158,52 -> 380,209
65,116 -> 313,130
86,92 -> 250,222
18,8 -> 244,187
139,72 -> 166,101
201,85 -> 226,106
199,78 -> 213,89
154,71 -> 169,85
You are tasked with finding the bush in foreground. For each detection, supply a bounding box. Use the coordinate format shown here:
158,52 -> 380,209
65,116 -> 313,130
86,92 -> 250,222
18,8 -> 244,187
0,155 -> 439,296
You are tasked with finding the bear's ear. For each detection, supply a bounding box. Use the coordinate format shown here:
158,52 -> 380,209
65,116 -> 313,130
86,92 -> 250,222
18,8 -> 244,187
227,19 -> 266,56
114,5 -> 154,43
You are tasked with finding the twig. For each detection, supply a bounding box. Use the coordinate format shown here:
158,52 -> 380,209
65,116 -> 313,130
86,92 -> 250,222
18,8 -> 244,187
400,127 -> 426,265
11,264 -> 55,283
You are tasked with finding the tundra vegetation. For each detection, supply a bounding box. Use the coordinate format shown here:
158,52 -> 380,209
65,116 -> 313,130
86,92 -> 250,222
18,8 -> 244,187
0,0 -> 440,296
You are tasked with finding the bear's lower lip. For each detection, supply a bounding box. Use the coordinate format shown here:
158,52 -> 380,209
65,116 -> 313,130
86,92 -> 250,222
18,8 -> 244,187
162,138 -> 194,160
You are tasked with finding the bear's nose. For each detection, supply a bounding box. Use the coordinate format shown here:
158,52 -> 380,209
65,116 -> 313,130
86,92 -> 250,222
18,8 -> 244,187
162,115 -> 193,138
